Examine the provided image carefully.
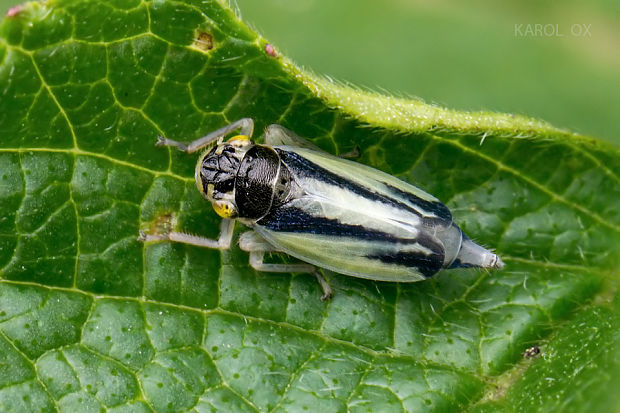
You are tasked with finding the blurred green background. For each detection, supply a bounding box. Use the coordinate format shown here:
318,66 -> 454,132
233,0 -> 620,145
2,0 -> 619,145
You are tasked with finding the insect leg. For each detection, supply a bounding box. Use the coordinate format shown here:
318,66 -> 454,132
157,118 -> 255,153
138,219 -> 235,249
313,271 -> 333,301
265,124 -> 359,158
264,124 -> 324,151
338,145 -> 361,159
239,231 -> 333,300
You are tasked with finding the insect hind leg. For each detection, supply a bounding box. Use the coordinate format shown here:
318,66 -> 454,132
239,231 -> 333,300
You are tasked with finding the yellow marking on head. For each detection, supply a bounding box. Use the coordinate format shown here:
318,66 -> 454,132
212,200 -> 237,218
228,134 -> 251,144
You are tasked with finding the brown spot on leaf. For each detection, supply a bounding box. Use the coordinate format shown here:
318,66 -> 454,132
194,31 -> 214,51
522,345 -> 541,358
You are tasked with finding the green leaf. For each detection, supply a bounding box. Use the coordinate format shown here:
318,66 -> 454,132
0,0 -> 618,412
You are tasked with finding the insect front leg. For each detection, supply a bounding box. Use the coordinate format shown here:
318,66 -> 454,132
239,231 -> 333,300
139,219 -> 235,249
157,118 -> 255,153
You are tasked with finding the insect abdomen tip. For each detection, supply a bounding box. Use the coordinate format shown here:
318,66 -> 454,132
452,237 -> 504,271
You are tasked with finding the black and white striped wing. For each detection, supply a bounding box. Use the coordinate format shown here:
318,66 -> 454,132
252,147 -> 461,281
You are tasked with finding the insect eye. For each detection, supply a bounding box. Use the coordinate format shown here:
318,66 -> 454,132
213,176 -> 234,194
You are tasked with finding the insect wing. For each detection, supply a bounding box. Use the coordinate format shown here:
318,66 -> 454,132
253,147 -> 456,281
279,146 -> 452,221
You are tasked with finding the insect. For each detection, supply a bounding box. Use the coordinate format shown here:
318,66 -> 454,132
139,118 -> 504,299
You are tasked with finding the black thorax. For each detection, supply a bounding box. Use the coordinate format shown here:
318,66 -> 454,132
235,145 -> 291,220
